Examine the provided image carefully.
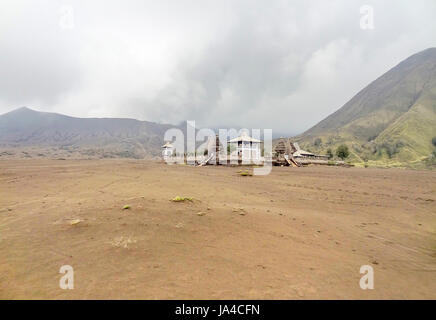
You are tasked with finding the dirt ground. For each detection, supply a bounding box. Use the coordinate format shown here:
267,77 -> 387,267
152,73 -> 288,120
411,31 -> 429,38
0,159 -> 435,299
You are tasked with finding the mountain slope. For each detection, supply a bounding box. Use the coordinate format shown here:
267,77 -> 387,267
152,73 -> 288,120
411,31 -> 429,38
0,107 -> 174,159
296,48 -> 436,167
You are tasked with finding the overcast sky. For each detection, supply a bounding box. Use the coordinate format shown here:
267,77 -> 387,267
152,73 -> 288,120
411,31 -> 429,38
0,0 -> 435,135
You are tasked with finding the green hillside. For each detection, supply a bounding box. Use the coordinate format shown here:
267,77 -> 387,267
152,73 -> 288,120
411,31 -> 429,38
295,48 -> 436,168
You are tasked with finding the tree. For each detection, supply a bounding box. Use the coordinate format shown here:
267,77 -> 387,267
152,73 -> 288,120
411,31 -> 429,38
326,148 -> 333,159
336,144 -> 349,160
314,138 -> 322,147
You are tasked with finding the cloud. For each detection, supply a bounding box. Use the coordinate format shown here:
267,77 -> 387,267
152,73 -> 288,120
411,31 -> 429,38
0,0 -> 435,135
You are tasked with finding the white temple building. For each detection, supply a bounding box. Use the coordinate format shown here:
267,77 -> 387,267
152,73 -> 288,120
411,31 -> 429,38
161,142 -> 174,159
228,132 -> 262,161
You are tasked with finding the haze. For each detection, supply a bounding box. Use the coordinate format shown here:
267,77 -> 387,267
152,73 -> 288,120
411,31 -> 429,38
0,0 -> 435,135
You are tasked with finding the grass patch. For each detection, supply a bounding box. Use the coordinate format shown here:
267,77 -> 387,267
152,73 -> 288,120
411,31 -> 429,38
238,170 -> 253,176
171,196 -> 193,202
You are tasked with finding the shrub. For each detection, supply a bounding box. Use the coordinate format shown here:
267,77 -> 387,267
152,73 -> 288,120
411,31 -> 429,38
384,144 -> 394,158
314,138 -> 322,147
379,141 -> 404,159
326,148 -> 333,159
432,137 -> 436,147
336,145 -> 349,160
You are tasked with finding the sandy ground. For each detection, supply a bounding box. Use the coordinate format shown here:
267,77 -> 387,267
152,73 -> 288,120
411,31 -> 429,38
0,159 -> 435,299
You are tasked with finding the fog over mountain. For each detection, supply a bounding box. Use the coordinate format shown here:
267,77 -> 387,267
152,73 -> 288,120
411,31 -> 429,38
0,107 -> 175,158
1,0 -> 435,135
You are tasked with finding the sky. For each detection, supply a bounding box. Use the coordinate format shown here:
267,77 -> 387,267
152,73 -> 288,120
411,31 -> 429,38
0,0 -> 435,135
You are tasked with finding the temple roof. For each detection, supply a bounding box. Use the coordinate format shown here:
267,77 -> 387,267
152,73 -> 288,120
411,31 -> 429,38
228,132 -> 262,143
161,142 -> 174,148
